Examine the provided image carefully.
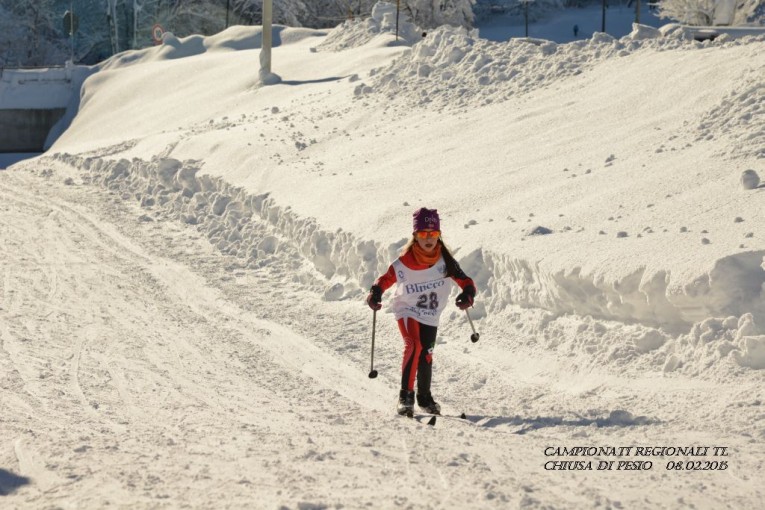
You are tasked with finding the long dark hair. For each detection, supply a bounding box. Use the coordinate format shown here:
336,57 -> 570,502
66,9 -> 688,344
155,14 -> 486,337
401,236 -> 465,279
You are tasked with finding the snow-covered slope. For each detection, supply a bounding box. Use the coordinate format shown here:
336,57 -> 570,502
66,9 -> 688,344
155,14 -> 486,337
49,21 -> 765,346
3,8 -> 765,508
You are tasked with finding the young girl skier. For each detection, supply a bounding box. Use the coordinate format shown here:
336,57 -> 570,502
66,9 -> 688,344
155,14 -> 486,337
366,208 -> 476,416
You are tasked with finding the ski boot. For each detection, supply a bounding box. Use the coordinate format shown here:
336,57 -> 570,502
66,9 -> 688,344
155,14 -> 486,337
397,390 -> 415,418
417,393 -> 441,415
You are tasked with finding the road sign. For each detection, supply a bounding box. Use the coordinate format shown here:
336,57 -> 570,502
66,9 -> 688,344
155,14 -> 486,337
152,24 -> 165,44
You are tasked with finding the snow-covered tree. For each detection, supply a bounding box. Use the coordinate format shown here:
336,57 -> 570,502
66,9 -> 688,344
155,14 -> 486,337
0,0 -> 109,65
234,0 -> 476,29
227,0 -> 308,27
134,0 -> 229,40
226,0 -> 379,28
657,0 -> 763,25
402,0 -> 476,28
0,0 -> 66,66
0,0 -> 484,66
658,0 -> 719,24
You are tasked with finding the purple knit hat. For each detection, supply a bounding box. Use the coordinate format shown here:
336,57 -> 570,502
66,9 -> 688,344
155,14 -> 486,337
412,208 -> 440,232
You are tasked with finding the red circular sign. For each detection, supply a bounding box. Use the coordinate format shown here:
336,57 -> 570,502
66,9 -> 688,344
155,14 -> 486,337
152,24 -> 165,44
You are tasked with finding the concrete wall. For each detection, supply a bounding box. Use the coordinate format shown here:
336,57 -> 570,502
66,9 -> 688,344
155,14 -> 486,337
0,108 -> 67,152
0,66 -> 77,152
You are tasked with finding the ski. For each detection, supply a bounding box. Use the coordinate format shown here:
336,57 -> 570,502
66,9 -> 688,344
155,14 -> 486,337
414,414 -> 437,426
397,410 -> 475,427
397,409 -> 436,425
416,412 -> 474,425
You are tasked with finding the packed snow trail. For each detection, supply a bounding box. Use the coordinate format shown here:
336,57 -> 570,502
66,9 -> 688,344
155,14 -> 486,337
1,165 -> 763,508
0,168 -> 538,507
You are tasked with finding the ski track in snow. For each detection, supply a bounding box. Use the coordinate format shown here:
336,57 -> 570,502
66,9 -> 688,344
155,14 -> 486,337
1,163 -> 764,508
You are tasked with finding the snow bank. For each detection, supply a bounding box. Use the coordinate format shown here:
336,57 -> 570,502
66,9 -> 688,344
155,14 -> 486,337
506,304 -> 765,376
665,313 -> 765,373
317,2 -> 423,51
101,25 -> 326,70
48,152 -> 399,300
44,65 -> 99,149
361,24 -> 765,109
472,247 -> 765,334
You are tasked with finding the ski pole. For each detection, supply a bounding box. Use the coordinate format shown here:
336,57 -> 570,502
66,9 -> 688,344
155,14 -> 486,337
368,309 -> 378,378
465,309 -> 480,343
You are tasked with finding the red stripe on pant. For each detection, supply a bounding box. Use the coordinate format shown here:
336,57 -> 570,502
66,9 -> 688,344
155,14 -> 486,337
398,317 -> 422,392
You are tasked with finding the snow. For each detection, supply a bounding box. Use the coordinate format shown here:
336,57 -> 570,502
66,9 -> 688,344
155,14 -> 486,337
2,4 -> 765,508
0,67 -> 74,109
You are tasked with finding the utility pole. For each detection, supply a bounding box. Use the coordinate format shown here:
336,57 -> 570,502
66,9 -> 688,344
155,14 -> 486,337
635,0 -> 641,24
601,0 -> 607,33
518,0 -> 534,38
107,0 -> 120,54
261,0 -> 272,76
63,2 -> 78,62
69,1 -> 74,62
133,0 -> 140,49
396,0 -> 400,41
259,0 -> 281,85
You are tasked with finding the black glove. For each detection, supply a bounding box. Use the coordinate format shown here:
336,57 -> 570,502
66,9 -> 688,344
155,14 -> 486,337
455,285 -> 476,310
366,285 -> 383,311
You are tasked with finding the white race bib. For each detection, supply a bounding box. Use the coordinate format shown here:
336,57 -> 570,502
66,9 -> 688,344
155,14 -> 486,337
390,256 -> 453,327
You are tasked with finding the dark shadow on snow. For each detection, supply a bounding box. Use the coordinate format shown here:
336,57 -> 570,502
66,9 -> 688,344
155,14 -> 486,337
0,153 -> 42,170
0,469 -> 31,496
280,76 -> 347,86
463,410 -> 659,435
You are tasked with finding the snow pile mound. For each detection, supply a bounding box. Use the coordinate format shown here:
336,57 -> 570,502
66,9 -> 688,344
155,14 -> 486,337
364,24 -> 765,109
525,309 -> 765,376
662,313 -> 765,373
628,23 -> 662,40
492,294 -> 765,376
47,152 -> 400,300
316,2 -> 422,51
526,312 -> 672,368
474,248 -> 765,335
101,25 -> 325,69
695,64 -> 765,160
